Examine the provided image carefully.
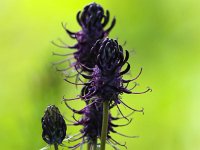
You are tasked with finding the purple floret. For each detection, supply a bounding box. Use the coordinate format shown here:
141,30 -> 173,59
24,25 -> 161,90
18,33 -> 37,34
65,101 -> 133,149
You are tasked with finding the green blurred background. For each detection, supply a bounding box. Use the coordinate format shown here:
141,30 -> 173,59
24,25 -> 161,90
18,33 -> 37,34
0,0 -> 200,149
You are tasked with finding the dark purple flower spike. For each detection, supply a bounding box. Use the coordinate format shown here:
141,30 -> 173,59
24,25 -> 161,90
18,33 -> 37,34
42,2 -> 151,150
61,38 -> 151,149
41,105 -> 66,148
52,2 -> 116,73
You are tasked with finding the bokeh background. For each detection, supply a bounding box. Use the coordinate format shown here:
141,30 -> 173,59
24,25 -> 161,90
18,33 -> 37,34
0,0 -> 200,149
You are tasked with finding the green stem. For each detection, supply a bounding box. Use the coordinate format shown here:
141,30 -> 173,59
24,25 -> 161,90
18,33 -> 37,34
93,138 -> 97,150
54,143 -> 58,150
87,142 -> 91,150
100,101 -> 109,150
88,138 -> 97,150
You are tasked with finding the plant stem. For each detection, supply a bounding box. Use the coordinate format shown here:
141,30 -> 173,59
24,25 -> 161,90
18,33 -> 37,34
100,101 -> 109,150
87,142 -> 91,150
54,143 -> 58,150
88,138 -> 97,150
93,138 -> 97,150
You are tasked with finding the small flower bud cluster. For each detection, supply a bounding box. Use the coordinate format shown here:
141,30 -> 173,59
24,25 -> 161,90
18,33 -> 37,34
41,105 -> 66,145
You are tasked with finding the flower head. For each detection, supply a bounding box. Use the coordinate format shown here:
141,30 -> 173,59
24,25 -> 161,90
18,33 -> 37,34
41,105 -> 66,145
78,38 -> 151,114
52,3 -> 116,72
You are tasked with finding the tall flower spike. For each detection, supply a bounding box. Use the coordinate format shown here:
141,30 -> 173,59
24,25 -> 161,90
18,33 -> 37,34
41,105 -> 66,149
79,38 -> 151,115
52,2 -> 116,73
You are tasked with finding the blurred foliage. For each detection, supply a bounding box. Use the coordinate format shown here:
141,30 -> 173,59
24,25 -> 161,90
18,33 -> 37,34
0,0 -> 200,149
